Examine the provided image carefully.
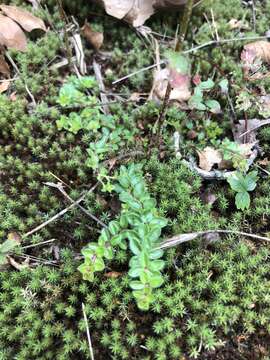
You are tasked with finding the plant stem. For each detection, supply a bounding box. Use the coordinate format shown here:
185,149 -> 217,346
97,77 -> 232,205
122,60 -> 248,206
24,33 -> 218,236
155,0 -> 194,148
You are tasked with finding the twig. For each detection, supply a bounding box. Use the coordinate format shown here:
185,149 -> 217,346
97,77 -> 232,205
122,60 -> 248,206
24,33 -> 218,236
93,59 -> 110,114
239,118 -> 270,138
21,239 -> 56,250
23,182 -> 99,238
251,0 -> 256,32
158,229 -> 270,250
44,181 -> 107,228
56,0 -> 72,65
82,303 -> 95,360
155,0 -> 194,148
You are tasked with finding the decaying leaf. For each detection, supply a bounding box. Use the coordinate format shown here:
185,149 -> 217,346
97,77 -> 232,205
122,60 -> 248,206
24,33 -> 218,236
228,18 -> 248,30
150,67 -> 191,102
0,79 -> 10,93
7,232 -> 22,245
235,119 -> 264,143
197,147 -> 223,172
241,40 -> 270,78
81,22 -> 103,51
0,46 -> 10,76
0,14 -> 27,51
104,271 -> 123,278
96,0 -> 188,27
0,4 -> 46,32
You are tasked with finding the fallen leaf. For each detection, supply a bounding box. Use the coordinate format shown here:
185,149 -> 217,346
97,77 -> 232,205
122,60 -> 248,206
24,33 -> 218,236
7,232 -> 22,245
197,147 -> 222,171
104,271 -> 123,278
257,157 -> 270,166
0,14 -> 27,51
0,80 -> 10,93
81,22 -> 103,51
9,91 -> 17,101
241,41 -> 270,78
97,0 -> 188,27
235,118 -> 266,143
150,67 -> 191,102
228,18 -> 248,30
0,46 -> 10,76
0,4 -> 46,32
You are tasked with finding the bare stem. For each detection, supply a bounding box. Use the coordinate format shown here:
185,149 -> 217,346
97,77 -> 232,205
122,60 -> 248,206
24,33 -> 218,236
155,0 -> 194,148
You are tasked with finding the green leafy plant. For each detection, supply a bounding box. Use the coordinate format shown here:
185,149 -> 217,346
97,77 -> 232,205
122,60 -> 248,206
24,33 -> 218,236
221,139 -> 249,172
56,77 -> 136,192
78,164 -> 168,310
188,78 -> 223,113
227,171 -> 257,210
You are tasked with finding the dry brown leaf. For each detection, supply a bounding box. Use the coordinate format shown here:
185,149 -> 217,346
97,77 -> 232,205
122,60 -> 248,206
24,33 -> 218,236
97,0 -> 188,27
197,147 -> 222,172
7,232 -> 22,245
0,4 -> 46,32
150,67 -> 191,102
0,14 -> 27,51
0,55 -> 10,77
104,271 -> 123,278
0,80 -> 10,93
228,18 -> 248,30
241,41 -> 270,78
81,22 -> 103,51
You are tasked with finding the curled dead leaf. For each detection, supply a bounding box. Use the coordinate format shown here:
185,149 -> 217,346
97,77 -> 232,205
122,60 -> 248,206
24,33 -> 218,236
0,4 -> 46,32
7,232 -> 22,245
104,271 -> 123,278
197,147 -> 222,172
241,40 -> 270,78
0,14 -> 27,51
0,79 -> 10,93
150,67 -> 191,102
81,22 -> 103,51
96,0 -> 188,27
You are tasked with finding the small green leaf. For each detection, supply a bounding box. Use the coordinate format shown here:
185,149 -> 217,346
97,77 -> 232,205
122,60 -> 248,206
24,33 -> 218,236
149,273 -> 164,288
218,79 -> 229,93
235,191 -> 250,210
188,95 -> 206,111
205,100 -> 221,114
94,257 -> 105,271
198,78 -> 215,91
130,281 -> 145,290
165,50 -> 190,74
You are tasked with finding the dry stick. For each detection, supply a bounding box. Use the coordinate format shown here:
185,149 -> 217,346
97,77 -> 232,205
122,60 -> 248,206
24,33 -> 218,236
155,0 -> 194,148
21,239 -> 56,250
158,229 -> 270,250
44,182 -> 107,228
82,303 -> 95,360
238,118 -> 270,138
23,182 -> 99,238
56,0 -> 72,65
93,59 -> 110,115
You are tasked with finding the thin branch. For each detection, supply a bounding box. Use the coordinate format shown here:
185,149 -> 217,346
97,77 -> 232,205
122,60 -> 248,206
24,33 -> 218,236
82,303 -> 95,360
21,239 -> 56,250
23,182 -> 99,238
158,229 -> 270,250
44,181 -> 107,228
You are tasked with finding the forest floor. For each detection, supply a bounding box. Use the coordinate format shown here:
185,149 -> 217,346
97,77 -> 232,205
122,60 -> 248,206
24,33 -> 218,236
1,0 -> 270,359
